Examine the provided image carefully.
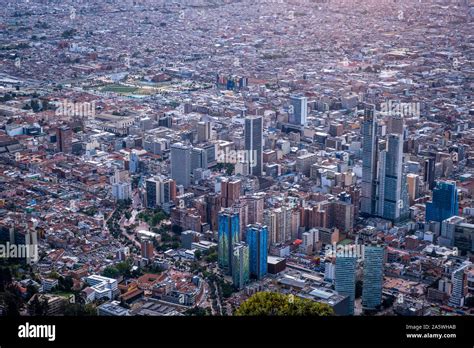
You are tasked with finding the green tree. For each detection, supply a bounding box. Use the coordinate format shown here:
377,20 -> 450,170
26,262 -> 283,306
102,266 -> 119,278
235,292 -> 334,316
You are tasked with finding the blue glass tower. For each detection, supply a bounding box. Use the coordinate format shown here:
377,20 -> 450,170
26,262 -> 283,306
335,256 -> 357,315
246,224 -> 268,280
426,181 -> 458,222
218,209 -> 240,275
232,242 -> 249,290
362,245 -> 384,311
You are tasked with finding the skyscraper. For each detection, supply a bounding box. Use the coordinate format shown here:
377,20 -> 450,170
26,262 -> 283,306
57,126 -> 72,153
426,181 -> 459,223
191,147 -> 208,175
360,106 -> 378,216
171,143 -> 191,189
221,178 -> 241,208
232,242 -> 250,290
406,173 -> 420,204
246,224 -> 268,280
424,157 -> 436,190
146,177 -> 176,209
218,209 -> 240,275
289,95 -> 308,126
448,261 -> 471,308
377,134 -> 408,221
197,121 -> 211,143
335,256 -> 356,315
362,245 -> 384,311
129,151 -> 140,174
244,116 -> 263,176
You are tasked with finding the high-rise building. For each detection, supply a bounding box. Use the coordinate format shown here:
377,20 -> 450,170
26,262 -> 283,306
146,177 -> 176,209
377,134 -> 408,221
232,242 -> 249,290
171,143 -> 192,189
218,209 -> 240,275
360,107 -> 378,216
424,157 -> 436,190
205,192 -> 221,232
56,126 -> 72,153
221,178 -> 241,208
244,116 -> 263,176
140,238 -> 154,260
289,95 -> 308,126
246,224 -> 268,280
191,147 -> 208,178
244,194 -> 264,224
448,261 -> 471,308
202,143 -> 217,167
335,256 -> 356,315
197,121 -> 211,143
362,245 -> 384,311
129,151 -> 140,173
111,169 -> 132,201
406,173 -> 420,204
426,181 -> 458,223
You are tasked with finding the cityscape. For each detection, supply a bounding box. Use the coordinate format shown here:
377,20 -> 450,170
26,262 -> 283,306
0,0 -> 473,323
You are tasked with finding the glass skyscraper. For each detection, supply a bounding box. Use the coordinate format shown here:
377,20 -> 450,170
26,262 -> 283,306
362,245 -> 384,311
232,242 -> 250,290
170,143 -> 191,189
426,181 -> 459,223
244,116 -> 263,177
289,95 -> 308,126
377,134 -> 409,221
218,209 -> 240,275
335,256 -> 356,315
361,106 -> 378,216
246,224 -> 268,280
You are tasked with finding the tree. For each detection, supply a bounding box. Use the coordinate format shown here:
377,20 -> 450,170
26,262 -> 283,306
102,266 -> 119,279
235,292 -> 334,316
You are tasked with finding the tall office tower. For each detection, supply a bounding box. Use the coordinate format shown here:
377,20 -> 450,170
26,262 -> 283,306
111,169 -> 132,201
406,173 -> 420,204
56,126 -> 72,153
289,95 -> 308,126
362,245 -> 384,311
233,201 -> 248,240
245,194 -> 264,224
205,193 -> 221,232
191,147 -> 208,175
335,256 -> 357,315
263,210 -> 277,247
171,143 -> 191,189
426,181 -> 459,223
218,209 -> 240,275
448,261 -> 471,308
145,177 -> 176,209
221,179 -> 242,208
140,238 -> 154,260
129,151 -> 140,174
377,134 -> 408,221
246,224 -> 268,280
424,157 -> 436,190
360,107 -> 378,216
232,243 -> 250,290
197,121 -> 211,143
244,116 -> 263,176
202,143 -> 217,167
